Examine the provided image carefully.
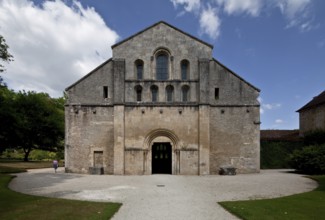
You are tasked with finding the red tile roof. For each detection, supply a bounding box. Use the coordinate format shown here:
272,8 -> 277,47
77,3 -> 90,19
261,130 -> 301,142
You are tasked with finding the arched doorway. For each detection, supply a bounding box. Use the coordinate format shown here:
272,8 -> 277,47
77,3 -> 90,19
143,129 -> 180,175
152,142 -> 172,174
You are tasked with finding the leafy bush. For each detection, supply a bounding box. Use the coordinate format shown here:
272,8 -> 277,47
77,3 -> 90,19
304,129 -> 325,146
289,144 -> 325,174
1,149 -> 64,161
0,149 -> 24,160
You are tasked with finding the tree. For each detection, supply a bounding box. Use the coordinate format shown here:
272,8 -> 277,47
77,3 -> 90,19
0,35 -> 13,73
12,91 -> 64,161
0,85 -> 17,155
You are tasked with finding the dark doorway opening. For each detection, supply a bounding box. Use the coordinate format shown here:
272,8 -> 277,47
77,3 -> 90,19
152,142 -> 172,174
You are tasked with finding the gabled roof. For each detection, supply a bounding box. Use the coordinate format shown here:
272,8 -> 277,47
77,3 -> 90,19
111,21 -> 213,49
212,58 -> 260,92
297,90 -> 325,112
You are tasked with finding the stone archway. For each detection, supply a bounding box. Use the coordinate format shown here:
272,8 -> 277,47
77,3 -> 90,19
143,129 -> 180,175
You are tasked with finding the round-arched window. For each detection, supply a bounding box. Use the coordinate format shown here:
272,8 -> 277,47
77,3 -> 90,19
166,85 -> 174,102
150,85 -> 158,102
181,85 -> 190,102
181,60 -> 189,80
135,59 -> 144,80
135,85 -> 142,102
156,54 -> 168,80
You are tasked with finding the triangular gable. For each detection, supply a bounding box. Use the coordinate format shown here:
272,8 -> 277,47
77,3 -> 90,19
65,58 -> 112,91
212,58 -> 260,92
111,21 -> 213,49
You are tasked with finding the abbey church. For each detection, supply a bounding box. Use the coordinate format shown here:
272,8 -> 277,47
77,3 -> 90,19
65,21 -> 261,175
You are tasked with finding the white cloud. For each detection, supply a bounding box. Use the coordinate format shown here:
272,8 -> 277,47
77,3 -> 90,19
199,5 -> 221,40
0,0 -> 119,97
275,0 -> 313,31
258,97 -> 282,114
215,0 -> 262,16
263,103 -> 281,110
170,0 -> 201,12
275,119 -> 284,124
170,0 -> 314,41
276,0 -> 310,19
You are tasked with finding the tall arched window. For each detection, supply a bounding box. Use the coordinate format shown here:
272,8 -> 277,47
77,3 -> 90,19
135,60 -> 144,80
156,54 -> 168,80
181,60 -> 189,80
166,85 -> 174,102
135,85 -> 142,102
150,85 -> 158,102
181,85 -> 190,102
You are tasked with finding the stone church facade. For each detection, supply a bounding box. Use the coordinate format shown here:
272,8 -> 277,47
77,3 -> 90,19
65,21 -> 261,175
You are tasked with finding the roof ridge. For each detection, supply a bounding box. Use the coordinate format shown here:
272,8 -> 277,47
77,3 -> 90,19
111,21 -> 213,49
297,90 -> 325,112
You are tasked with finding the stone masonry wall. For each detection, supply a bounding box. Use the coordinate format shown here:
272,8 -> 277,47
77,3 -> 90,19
124,106 -> 199,175
113,22 -> 212,81
65,106 -> 114,174
209,106 -> 260,174
209,61 -> 259,105
66,61 -> 114,105
300,104 -> 325,135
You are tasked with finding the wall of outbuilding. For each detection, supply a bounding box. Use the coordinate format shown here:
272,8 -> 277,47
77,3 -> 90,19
299,105 -> 325,135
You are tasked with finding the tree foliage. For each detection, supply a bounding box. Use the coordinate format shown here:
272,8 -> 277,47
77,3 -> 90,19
0,89 -> 64,161
0,86 -> 16,153
289,130 -> 325,174
289,144 -> 325,174
303,129 -> 325,146
0,35 -> 13,73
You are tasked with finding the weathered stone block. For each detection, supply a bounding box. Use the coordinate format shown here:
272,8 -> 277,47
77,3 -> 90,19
219,165 -> 237,175
89,167 -> 104,175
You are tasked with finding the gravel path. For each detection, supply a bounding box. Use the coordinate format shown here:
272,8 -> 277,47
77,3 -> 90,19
9,168 -> 317,220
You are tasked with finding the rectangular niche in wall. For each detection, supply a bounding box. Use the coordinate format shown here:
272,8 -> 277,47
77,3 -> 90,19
215,88 -> 219,100
103,86 -> 108,98
94,151 -> 103,168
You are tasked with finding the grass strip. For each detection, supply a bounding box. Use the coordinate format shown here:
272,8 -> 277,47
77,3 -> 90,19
0,162 -> 122,220
219,175 -> 325,220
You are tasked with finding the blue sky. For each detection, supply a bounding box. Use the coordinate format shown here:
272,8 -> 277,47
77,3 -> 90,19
0,0 -> 324,129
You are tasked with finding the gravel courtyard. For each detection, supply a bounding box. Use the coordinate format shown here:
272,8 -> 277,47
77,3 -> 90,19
9,168 -> 317,220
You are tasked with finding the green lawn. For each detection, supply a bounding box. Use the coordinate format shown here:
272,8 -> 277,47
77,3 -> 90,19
219,176 -> 325,220
0,160 -> 53,173
0,161 -> 122,220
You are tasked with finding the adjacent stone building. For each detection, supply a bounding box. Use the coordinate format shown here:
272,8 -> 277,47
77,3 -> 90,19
297,90 -> 325,136
65,21 -> 261,175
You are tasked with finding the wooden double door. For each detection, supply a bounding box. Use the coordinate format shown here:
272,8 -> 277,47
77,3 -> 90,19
152,142 -> 172,174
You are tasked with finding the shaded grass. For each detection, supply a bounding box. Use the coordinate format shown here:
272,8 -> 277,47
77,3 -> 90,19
0,160 -> 55,173
0,161 -> 122,220
219,176 -> 325,220
0,160 -> 62,171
